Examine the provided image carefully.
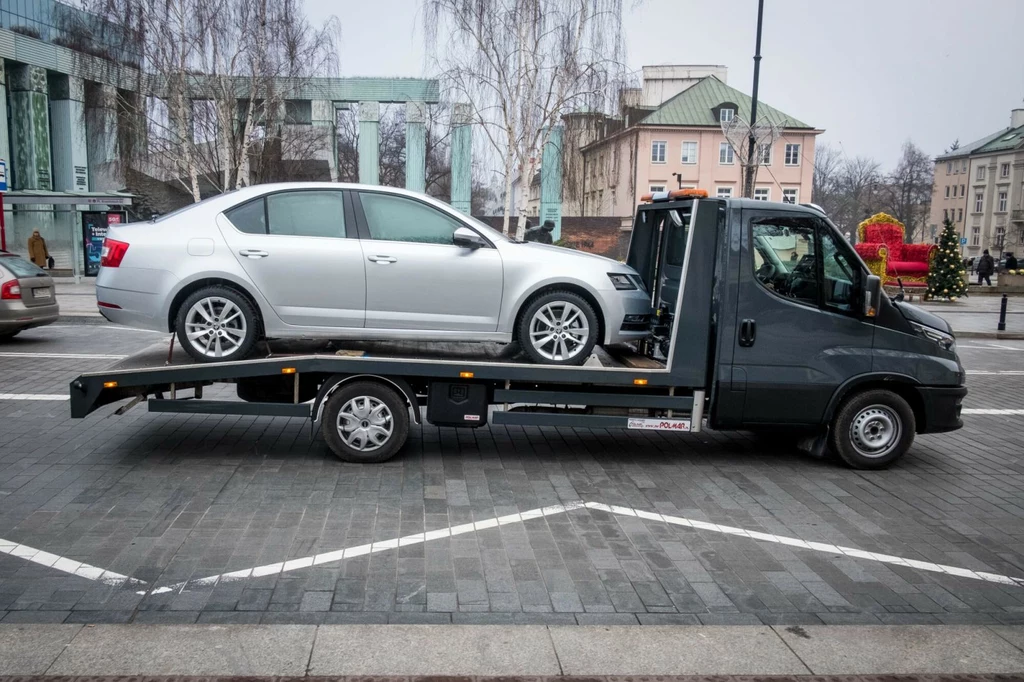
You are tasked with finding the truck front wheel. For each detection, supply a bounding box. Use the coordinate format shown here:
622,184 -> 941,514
829,389 -> 916,469
321,381 -> 410,463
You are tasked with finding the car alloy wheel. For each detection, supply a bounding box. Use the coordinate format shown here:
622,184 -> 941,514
528,301 -> 590,362
336,395 -> 394,452
184,296 -> 248,359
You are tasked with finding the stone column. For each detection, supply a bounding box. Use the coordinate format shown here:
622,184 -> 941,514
358,101 -> 380,185
8,64 -> 53,190
450,103 -> 472,214
49,75 -> 89,193
405,101 -> 426,193
85,83 -> 122,191
0,61 -> 10,177
540,125 -> 564,241
311,100 -> 338,182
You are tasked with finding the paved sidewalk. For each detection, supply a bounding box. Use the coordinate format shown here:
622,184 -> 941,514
53,278 -> 102,318
2,624 -> 1023,676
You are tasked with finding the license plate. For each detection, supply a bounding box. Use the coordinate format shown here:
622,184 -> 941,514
627,417 -> 691,432
32,288 -> 50,299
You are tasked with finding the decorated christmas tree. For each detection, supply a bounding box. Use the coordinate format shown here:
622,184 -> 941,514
927,217 -> 968,300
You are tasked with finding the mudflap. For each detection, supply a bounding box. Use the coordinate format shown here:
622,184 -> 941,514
796,428 -> 830,459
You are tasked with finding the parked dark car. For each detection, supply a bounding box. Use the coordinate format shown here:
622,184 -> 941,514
0,252 -> 59,339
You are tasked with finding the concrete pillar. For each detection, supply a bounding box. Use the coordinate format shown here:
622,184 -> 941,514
8,64 -> 52,190
0,61 -> 9,178
358,101 -> 380,185
405,101 -> 426,193
450,103 -> 472,214
85,83 -> 122,191
311,100 -> 338,182
540,125 -> 564,241
49,75 -> 89,193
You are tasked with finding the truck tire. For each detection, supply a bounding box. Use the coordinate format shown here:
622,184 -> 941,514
829,389 -> 916,469
518,290 -> 599,365
321,381 -> 409,463
175,285 -> 258,363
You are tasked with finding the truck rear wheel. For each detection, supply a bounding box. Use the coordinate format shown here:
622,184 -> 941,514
829,389 -> 916,469
321,381 -> 409,463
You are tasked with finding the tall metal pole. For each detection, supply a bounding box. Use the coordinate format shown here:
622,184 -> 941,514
743,0 -> 765,198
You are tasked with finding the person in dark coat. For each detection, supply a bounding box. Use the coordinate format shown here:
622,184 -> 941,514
977,249 -> 995,286
1006,254 -> 1019,271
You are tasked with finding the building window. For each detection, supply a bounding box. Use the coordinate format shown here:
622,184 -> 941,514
945,186 -> 950,198
998,191 -> 1008,212
946,162 -> 952,175
719,142 -> 734,165
681,141 -> 698,164
943,209 -> 949,220
971,226 -> 980,246
782,188 -> 798,204
960,184 -> 965,196
753,187 -> 770,201
958,208 -> 963,222
975,191 -> 984,213
1002,163 -> 1011,178
720,108 -> 735,123
784,143 -> 800,166
962,160 -> 968,173
651,140 -> 666,164
976,166 -> 986,181
649,185 -> 666,194
716,186 -> 733,198
758,143 -> 772,165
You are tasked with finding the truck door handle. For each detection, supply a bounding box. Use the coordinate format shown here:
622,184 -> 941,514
739,318 -> 757,347
368,255 -> 397,264
239,249 -> 269,259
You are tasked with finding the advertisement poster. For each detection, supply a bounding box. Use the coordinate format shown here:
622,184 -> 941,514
82,212 -> 126,276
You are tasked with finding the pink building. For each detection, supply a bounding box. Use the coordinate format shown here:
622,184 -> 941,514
579,75 -> 822,217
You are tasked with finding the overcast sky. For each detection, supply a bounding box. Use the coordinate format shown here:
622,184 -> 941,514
307,0 -> 1024,169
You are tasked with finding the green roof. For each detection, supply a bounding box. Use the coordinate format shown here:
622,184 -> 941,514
637,76 -> 813,129
973,124 -> 1024,154
935,128 -> 1010,160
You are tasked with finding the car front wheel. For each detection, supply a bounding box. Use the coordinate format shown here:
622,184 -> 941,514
829,389 -> 916,469
518,290 -> 599,365
175,286 -> 258,363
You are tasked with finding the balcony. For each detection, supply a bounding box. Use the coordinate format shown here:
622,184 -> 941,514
1013,209 -> 1024,223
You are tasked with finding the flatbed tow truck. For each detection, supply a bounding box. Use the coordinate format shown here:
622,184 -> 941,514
70,193 -> 967,469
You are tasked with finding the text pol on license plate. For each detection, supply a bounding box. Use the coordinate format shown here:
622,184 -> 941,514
627,417 -> 691,431
33,288 -> 50,299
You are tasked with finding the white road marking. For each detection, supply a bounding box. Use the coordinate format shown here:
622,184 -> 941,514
958,344 -> 1023,351
0,537 -> 145,587
966,370 -> 1024,375
0,393 -> 69,401
962,408 -> 1024,415
0,352 -> 127,360
142,500 -> 1024,596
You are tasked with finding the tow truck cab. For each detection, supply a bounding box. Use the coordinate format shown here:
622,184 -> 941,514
629,190 -> 966,466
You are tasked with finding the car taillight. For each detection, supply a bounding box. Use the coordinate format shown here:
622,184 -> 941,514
1,280 -> 21,300
100,238 -> 130,267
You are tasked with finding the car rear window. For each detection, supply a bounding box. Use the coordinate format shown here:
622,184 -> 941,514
0,255 -> 47,278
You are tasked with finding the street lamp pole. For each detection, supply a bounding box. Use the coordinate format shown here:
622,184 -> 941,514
743,0 -> 765,199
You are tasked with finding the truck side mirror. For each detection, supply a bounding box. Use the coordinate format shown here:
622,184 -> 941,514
863,275 -> 881,317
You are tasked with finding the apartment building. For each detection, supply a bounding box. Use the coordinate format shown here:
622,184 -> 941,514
931,106 -> 1024,257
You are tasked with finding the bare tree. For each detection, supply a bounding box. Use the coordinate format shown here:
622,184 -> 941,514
879,141 -> 934,242
425,0 -> 628,239
811,143 -> 843,217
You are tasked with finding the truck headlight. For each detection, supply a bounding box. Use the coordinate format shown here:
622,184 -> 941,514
911,321 -> 956,352
608,273 -> 637,290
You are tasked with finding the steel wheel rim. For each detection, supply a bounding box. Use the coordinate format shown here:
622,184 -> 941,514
336,396 -> 393,452
184,296 -> 247,358
850,405 -> 901,458
528,301 -> 589,361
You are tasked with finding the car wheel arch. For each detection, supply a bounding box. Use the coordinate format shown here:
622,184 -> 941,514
824,373 -> 926,431
511,282 -> 606,346
166,276 -> 265,334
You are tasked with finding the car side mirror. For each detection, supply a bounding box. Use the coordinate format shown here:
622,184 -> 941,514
863,274 -> 882,317
453,226 -> 486,249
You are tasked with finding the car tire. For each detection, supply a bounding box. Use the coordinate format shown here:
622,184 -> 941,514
518,290 -> 599,365
321,381 -> 410,463
829,389 -> 916,469
175,286 -> 259,363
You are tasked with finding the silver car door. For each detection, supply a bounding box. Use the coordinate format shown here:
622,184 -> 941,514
218,189 -> 366,328
355,191 -> 503,332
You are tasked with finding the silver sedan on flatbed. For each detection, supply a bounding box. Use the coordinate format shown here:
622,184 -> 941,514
95,183 -> 652,365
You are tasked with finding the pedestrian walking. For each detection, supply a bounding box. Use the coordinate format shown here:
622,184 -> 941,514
27,230 -> 49,268
1006,253 -> 1018,270
977,249 -> 995,286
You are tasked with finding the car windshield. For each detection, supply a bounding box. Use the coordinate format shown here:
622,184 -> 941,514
0,255 -> 47,277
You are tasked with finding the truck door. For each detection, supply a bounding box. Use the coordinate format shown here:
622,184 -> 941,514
732,209 -> 874,424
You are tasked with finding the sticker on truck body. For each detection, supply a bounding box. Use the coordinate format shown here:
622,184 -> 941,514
627,417 -> 691,431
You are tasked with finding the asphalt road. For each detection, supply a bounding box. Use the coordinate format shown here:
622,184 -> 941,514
0,322 -> 1022,626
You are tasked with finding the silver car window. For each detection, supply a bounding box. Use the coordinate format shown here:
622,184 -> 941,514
267,191 -> 346,238
225,199 -> 267,234
360,192 -> 462,245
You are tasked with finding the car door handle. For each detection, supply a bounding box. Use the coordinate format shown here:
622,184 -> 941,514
239,249 -> 269,259
739,318 -> 757,347
368,255 -> 397,264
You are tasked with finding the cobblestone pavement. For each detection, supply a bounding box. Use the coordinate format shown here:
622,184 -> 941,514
0,324 -> 1022,626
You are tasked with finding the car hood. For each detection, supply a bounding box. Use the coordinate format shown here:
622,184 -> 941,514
515,241 -> 631,269
896,301 -> 953,335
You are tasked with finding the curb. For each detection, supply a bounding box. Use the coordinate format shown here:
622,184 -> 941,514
953,330 -> 1024,340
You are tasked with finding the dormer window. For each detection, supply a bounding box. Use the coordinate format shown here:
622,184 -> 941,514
720,108 -> 735,123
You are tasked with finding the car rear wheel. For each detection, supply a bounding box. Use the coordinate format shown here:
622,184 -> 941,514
321,381 -> 410,463
518,290 -> 599,365
829,389 -> 916,469
175,286 -> 258,363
